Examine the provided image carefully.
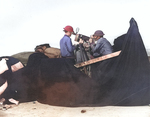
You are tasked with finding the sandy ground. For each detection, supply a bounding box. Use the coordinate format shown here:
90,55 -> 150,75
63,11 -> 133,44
0,101 -> 150,117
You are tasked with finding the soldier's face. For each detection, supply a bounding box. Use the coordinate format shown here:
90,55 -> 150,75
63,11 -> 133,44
93,36 -> 99,41
37,49 -> 44,53
68,32 -> 72,37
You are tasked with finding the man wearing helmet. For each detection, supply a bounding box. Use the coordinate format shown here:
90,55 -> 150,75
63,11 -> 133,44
89,30 -> 113,58
60,25 -> 75,60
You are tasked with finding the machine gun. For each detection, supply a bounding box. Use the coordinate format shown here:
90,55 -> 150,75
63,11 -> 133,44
74,28 -> 92,77
73,28 -> 121,77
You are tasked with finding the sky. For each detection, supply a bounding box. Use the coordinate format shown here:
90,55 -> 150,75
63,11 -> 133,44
0,0 -> 150,56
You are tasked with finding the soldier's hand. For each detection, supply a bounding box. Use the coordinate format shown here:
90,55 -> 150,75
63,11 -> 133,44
79,38 -> 84,44
90,35 -> 94,39
89,39 -> 93,43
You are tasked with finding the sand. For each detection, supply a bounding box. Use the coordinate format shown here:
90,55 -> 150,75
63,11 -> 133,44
0,101 -> 150,117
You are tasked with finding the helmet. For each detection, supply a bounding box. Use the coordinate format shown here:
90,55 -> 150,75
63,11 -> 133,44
63,25 -> 74,33
93,30 -> 105,37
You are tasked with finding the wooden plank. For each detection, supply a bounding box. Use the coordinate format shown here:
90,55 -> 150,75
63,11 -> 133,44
74,51 -> 121,68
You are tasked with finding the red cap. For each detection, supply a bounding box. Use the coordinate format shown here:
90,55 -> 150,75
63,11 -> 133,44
63,25 -> 74,33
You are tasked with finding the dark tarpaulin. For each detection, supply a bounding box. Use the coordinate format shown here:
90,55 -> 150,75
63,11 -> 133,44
21,57 -> 98,106
0,57 -> 24,103
24,52 -> 49,80
1,18 -> 150,107
0,56 -> 22,86
21,52 -> 97,106
91,18 -> 150,106
27,18 -> 150,106
112,34 -> 126,52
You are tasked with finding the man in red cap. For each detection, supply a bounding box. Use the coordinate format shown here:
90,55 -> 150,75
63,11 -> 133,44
89,30 -> 113,58
60,25 -> 75,61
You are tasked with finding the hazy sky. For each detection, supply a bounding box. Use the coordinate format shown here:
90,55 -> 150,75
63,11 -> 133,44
0,0 -> 150,56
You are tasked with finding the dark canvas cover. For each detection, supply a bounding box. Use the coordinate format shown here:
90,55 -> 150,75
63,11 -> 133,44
91,18 -> 150,106
1,18 -> 150,106
34,18 -> 150,106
